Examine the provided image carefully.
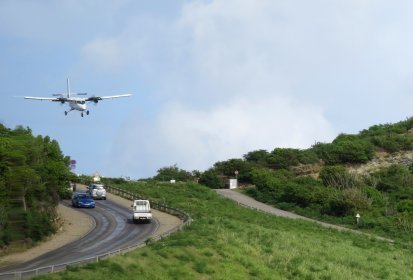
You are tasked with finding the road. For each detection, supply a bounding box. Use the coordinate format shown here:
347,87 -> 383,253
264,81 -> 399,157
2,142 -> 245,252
0,198 -> 159,274
216,189 -> 394,243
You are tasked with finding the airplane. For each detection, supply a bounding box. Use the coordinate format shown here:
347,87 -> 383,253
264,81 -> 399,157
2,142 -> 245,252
24,79 -> 132,117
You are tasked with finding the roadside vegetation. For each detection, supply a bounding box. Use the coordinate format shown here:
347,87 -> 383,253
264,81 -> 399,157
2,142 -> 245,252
197,118 -> 413,243
36,181 -> 413,280
0,124 -> 72,250
4,117 -> 413,278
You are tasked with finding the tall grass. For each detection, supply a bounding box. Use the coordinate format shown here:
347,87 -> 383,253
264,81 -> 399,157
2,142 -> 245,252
36,182 -> 413,280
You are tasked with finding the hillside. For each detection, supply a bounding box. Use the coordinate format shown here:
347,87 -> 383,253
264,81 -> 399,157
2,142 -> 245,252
196,117 -> 413,243
0,124 -> 73,252
350,151 -> 413,175
35,181 -> 413,280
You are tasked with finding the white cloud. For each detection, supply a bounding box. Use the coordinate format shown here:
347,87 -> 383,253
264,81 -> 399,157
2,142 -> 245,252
82,38 -> 123,70
112,95 -> 334,177
77,0 -> 413,176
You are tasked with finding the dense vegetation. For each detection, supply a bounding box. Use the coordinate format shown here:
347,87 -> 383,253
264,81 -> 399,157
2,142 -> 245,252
0,124 -> 72,248
194,118 -> 413,242
36,182 -> 413,280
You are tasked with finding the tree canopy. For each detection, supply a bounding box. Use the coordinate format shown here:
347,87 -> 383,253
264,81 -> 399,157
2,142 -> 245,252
0,124 -> 72,246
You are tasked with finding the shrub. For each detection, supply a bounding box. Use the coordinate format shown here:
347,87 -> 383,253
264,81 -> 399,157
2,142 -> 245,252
319,165 -> 357,189
397,200 -> 413,213
199,169 -> 224,189
266,148 -> 318,169
154,165 -> 192,181
313,136 -> 375,165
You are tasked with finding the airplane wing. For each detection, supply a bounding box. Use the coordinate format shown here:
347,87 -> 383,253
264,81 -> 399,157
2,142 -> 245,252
24,96 -> 63,102
85,94 -> 132,102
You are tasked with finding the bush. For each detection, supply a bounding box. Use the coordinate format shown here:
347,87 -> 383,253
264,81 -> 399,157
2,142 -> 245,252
319,187 -> 370,217
267,148 -> 318,169
371,135 -> 413,152
213,159 -> 254,183
313,136 -> 375,165
199,169 -> 224,189
319,165 -> 357,189
154,165 -> 192,181
325,193 -> 353,216
397,200 -> 413,213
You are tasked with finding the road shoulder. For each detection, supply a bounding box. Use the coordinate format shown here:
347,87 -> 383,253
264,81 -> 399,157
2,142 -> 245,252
0,188 -> 183,267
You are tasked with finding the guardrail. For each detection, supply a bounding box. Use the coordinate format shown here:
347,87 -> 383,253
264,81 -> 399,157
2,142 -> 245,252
0,185 -> 191,280
105,185 -> 192,225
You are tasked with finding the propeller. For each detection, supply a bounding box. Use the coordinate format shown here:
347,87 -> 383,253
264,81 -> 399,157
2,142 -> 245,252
87,95 -> 99,105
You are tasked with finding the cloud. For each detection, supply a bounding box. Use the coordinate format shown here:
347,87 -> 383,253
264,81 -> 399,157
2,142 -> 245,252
80,0 -> 413,177
111,95 -> 334,177
82,38 -> 123,70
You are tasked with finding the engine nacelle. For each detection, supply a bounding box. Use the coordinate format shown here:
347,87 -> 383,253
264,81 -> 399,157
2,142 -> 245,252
94,100 -> 98,104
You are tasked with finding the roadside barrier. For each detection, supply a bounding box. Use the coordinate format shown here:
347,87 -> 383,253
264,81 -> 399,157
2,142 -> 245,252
0,185 -> 191,280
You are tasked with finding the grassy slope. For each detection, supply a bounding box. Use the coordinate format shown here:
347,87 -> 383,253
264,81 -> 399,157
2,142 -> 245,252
36,182 -> 413,280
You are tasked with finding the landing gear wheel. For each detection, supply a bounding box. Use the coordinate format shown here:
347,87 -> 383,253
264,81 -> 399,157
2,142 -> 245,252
86,110 -> 89,115
81,112 -> 84,117
64,111 -> 67,116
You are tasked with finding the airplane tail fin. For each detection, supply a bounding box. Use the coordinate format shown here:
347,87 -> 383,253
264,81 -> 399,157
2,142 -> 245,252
67,78 -> 71,98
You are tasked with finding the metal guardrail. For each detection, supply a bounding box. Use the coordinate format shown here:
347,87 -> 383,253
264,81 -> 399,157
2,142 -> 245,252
0,185 -> 191,280
105,185 -> 192,224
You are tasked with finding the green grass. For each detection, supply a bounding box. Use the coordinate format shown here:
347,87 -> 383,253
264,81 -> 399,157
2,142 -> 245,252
35,182 -> 413,280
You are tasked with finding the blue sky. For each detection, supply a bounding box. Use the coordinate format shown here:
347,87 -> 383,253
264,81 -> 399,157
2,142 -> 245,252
1,1 -> 412,179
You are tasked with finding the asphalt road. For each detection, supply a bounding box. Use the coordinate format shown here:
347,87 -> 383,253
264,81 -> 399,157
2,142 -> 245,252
0,198 -> 159,274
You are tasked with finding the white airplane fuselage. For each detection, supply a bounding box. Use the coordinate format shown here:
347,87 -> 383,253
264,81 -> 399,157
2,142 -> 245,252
69,99 -> 87,111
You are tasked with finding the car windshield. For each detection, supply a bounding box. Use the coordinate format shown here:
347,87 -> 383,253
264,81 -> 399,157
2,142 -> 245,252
78,194 -> 92,199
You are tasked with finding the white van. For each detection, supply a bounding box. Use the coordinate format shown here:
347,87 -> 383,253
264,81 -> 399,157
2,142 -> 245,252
132,200 -> 152,223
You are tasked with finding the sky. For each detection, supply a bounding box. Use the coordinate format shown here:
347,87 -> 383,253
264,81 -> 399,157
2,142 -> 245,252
1,0 -> 412,179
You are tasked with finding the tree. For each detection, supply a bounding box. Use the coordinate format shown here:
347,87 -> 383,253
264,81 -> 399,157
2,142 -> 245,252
267,148 -> 301,169
213,159 -> 254,182
199,169 -> 223,189
243,150 -> 269,164
0,124 -> 72,244
314,137 -> 375,165
154,164 -> 192,181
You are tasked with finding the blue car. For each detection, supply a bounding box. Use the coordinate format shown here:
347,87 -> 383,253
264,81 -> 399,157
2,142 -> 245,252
72,192 -> 95,208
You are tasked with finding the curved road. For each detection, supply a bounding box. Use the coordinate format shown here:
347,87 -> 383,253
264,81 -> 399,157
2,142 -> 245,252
0,198 -> 159,273
216,189 -> 394,243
